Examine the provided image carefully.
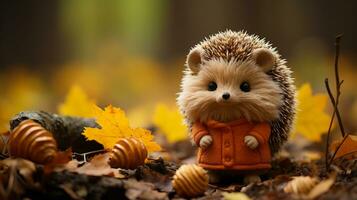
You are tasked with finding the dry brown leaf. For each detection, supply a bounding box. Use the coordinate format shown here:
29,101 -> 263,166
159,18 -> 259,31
284,176 -> 318,195
125,179 -> 168,200
0,131 -> 10,136
70,153 -> 124,178
0,158 -> 38,199
330,134 -> 357,160
52,148 -> 73,164
64,160 -> 80,171
59,183 -> 86,200
44,148 -> 73,174
0,133 -> 8,155
307,176 -> 335,199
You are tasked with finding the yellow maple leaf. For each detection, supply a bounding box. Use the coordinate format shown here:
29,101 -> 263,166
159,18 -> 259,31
58,85 -> 95,117
153,103 -> 188,143
292,83 -> 331,141
83,104 -> 161,152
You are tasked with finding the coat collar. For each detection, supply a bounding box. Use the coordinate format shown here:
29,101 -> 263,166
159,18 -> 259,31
206,118 -> 250,128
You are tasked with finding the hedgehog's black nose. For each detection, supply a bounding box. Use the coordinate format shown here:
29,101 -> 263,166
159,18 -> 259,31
222,93 -> 230,100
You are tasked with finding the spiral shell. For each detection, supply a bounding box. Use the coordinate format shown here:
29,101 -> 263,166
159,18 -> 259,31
8,120 -> 57,164
284,176 -> 318,195
108,138 -> 148,169
172,164 -> 209,198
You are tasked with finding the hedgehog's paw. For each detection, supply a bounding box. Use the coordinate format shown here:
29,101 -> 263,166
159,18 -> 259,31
199,135 -> 212,149
243,174 -> 261,185
244,135 -> 259,149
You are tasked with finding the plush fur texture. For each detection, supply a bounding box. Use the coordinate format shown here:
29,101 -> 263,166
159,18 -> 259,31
178,59 -> 282,123
177,30 -> 296,153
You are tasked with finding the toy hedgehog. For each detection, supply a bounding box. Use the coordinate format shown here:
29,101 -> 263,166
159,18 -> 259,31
177,30 -> 296,184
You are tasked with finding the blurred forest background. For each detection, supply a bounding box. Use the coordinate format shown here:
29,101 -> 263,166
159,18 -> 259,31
0,0 -> 356,134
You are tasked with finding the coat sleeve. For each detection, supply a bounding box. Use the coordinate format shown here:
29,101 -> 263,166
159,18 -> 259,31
248,122 -> 271,145
192,122 -> 209,146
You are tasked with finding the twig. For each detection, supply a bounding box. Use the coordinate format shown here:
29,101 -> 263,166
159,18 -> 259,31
72,149 -> 108,164
334,35 -> 343,93
325,78 -> 349,167
324,35 -> 346,170
325,36 -> 343,168
325,79 -> 345,137
333,34 -> 345,137
325,111 -> 335,168
325,81 -> 344,168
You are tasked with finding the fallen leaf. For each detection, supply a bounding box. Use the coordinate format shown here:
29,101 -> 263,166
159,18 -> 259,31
83,104 -> 161,152
136,166 -> 173,193
307,176 -> 335,199
59,183 -> 85,200
58,85 -> 95,118
70,153 -> 124,178
0,158 -> 38,199
0,133 -> 8,155
1,131 -> 9,136
292,83 -> 331,141
64,160 -> 80,171
223,192 -> 251,200
330,134 -> 357,160
44,148 -> 73,174
284,176 -> 318,195
51,148 -> 73,165
125,179 -> 168,200
153,103 -> 188,143
301,151 -> 322,162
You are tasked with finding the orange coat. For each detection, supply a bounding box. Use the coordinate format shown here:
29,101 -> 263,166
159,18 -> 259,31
192,118 -> 272,171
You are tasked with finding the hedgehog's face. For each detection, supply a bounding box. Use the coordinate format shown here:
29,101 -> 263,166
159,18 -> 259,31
178,47 -> 283,123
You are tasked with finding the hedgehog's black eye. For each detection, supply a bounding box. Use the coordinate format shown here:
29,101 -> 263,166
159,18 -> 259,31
240,81 -> 250,92
208,81 -> 217,91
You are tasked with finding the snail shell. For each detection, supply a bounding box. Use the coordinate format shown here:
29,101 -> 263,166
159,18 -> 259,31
172,164 -> 209,198
8,120 -> 57,164
108,137 -> 148,169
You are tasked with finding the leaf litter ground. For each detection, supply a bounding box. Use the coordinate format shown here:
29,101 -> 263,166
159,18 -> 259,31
6,135 -> 356,200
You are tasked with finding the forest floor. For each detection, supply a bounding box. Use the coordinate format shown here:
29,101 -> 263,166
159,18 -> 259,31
1,134 -> 357,200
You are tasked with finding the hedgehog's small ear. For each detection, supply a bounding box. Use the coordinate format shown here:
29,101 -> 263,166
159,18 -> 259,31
186,48 -> 203,74
252,48 -> 276,72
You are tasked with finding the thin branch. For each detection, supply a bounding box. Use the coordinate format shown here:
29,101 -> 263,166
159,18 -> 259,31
333,34 -> 345,137
334,34 -> 343,93
325,34 -> 345,170
325,79 -> 345,137
325,111 -> 335,168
